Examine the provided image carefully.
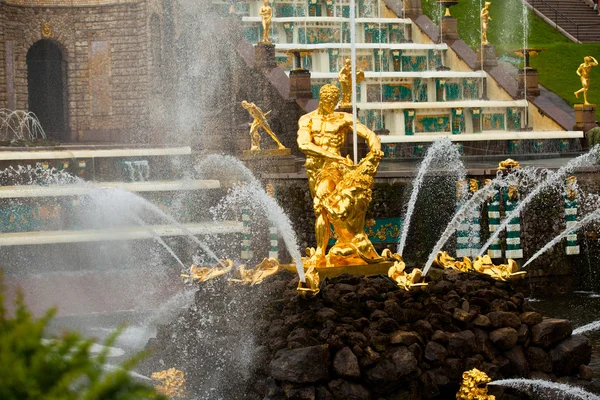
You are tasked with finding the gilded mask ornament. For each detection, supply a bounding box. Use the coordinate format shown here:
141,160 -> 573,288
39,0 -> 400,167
41,22 -> 53,39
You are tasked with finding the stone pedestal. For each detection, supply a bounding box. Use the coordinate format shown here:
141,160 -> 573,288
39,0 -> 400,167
254,43 -> 276,70
517,68 -> 540,97
476,44 -> 498,69
404,0 -> 422,20
289,69 -> 312,99
240,148 -> 297,176
574,104 -> 597,147
440,17 -> 459,41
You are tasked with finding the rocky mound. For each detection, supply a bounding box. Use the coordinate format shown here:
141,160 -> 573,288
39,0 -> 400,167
140,268 -> 596,399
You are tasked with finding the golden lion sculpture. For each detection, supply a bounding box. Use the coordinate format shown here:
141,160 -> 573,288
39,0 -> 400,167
456,368 -> 495,400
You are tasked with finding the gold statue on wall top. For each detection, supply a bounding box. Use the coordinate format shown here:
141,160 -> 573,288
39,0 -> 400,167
259,0 -> 273,44
338,58 -> 365,109
480,2 -> 492,45
456,368 -> 495,400
297,84 -> 384,268
242,101 -> 286,151
574,56 -> 598,105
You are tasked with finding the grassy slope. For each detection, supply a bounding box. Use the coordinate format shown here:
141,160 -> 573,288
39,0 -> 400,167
421,0 -> 600,120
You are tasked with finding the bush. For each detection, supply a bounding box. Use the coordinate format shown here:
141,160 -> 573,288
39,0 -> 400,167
0,278 -> 167,400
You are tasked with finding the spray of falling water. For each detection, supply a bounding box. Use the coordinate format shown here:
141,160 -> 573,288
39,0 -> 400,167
573,320 -> 600,335
478,146 -> 600,256
489,379 -> 600,400
130,215 -> 186,269
523,208 -> 600,269
397,138 -> 465,255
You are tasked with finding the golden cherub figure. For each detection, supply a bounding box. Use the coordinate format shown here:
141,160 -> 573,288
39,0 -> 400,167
259,0 -> 273,44
297,84 -> 383,268
481,2 -> 492,45
338,58 -> 365,109
242,100 -> 286,151
574,56 -> 598,105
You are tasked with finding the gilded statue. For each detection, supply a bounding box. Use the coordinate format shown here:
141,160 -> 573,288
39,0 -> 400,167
574,56 -> 598,105
473,255 -> 526,281
241,101 -> 286,151
338,58 -> 365,109
152,368 -> 187,398
180,260 -> 233,283
259,0 -> 273,44
236,257 -> 281,285
456,368 -> 495,400
432,251 -> 473,273
297,84 -> 384,268
297,265 -> 321,297
565,176 -> 578,200
481,2 -> 492,46
388,258 -> 427,291
497,158 -> 520,170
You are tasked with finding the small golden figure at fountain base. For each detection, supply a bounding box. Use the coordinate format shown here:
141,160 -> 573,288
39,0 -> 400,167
298,84 -> 384,269
574,56 -> 598,105
456,368 -> 495,400
432,251 -> 473,273
473,255 -> 526,281
388,257 -> 428,291
297,265 -> 321,297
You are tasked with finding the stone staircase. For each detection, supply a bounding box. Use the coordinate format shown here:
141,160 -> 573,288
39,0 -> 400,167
527,0 -> 600,42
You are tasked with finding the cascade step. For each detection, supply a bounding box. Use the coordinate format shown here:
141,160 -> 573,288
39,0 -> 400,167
379,131 -> 583,143
0,180 -> 221,198
0,146 -> 191,161
0,221 -> 243,246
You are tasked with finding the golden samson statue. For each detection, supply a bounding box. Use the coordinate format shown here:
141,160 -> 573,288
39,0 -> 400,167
297,84 -> 384,268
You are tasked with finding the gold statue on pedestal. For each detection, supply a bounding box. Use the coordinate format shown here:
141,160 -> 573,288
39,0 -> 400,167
574,56 -> 598,105
481,2 -> 492,45
297,84 -> 384,268
338,58 -> 365,109
259,0 -> 273,44
242,101 -> 286,151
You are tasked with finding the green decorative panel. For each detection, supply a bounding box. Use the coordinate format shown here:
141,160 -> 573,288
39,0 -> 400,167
275,4 -> 302,17
533,140 -> 545,153
366,85 -> 381,102
0,205 -> 63,232
308,3 -> 322,16
363,110 -> 384,130
276,56 -> 294,71
364,24 -> 388,44
325,0 -> 334,16
389,24 -> 404,42
298,27 -> 340,44
382,143 -> 397,158
452,108 -> 465,134
404,109 -> 415,135
471,108 -> 482,133
329,49 -> 341,72
414,78 -> 427,102
435,79 -> 445,102
391,50 -> 402,71
415,114 -> 450,133
358,0 -> 376,17
402,55 -> 427,72
428,49 -> 442,70
445,83 -> 461,101
283,22 -> 294,42
364,218 -> 403,243
507,107 -> 521,130
243,26 -> 260,43
374,49 -> 388,72
508,140 -> 520,154
463,79 -> 479,100
482,113 -> 505,130
382,84 -> 413,102
559,139 -> 570,153
342,22 -> 350,42
303,55 -> 312,70
413,144 -> 425,156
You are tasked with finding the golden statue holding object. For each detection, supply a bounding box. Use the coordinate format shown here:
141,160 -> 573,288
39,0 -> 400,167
297,84 -> 384,268
574,56 -> 598,105
481,2 -> 492,45
259,0 -> 273,44
242,100 -> 286,151
338,58 -> 365,109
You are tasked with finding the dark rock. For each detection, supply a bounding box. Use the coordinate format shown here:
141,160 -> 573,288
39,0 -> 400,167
413,319 -> 433,339
531,319 -> 572,348
489,328 -> 518,350
315,385 -> 334,400
408,342 -> 422,363
316,308 -> 339,323
504,346 -> 530,376
335,284 -> 356,294
288,328 -> 311,346
282,383 -> 316,400
391,346 -> 419,377
490,299 -> 508,312
445,358 -> 465,380
487,311 -> 521,329
529,371 -> 551,381
369,310 -> 388,321
431,330 -> 448,344
327,379 -> 371,400
526,347 -> 552,373
473,315 -> 492,328
376,318 -> 400,333
270,336 -> 288,351
383,300 -> 402,320
347,332 -> 368,348
447,330 -> 476,357
271,345 -> 330,383
579,364 -> 594,381
333,347 -> 361,378
472,328 -> 495,361
519,311 -> 543,326
359,347 -> 380,368
550,335 -> 592,375
453,308 -> 474,323
424,341 -> 447,364
389,331 -> 420,346
517,324 -> 529,344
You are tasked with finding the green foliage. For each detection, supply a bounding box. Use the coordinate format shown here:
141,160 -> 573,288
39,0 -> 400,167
587,127 -> 600,148
0,279 -> 167,400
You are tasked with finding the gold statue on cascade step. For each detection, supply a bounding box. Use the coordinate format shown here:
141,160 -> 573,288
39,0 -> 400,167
297,84 -> 384,268
574,56 -> 598,105
242,100 -> 286,151
338,58 -> 365,109
481,2 -> 492,45
259,0 -> 273,44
